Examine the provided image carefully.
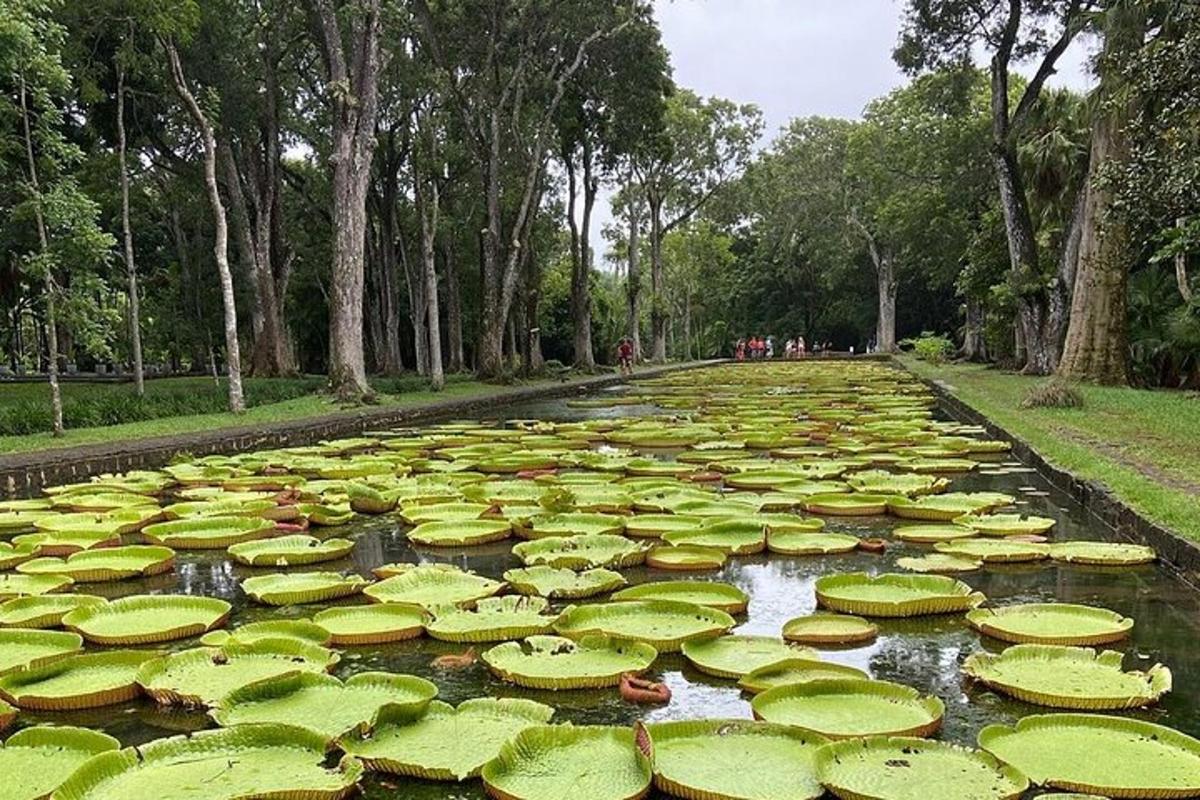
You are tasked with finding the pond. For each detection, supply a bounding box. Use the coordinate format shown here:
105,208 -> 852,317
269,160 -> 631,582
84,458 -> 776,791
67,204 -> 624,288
5,360 -> 1199,800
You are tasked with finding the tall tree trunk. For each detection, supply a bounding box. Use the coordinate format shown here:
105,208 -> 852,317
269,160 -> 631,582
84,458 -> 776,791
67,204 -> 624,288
307,0 -> 383,398
415,113 -> 444,391
19,76 -> 63,435
165,40 -> 245,413
115,63 -> 144,396
626,182 -> 643,361
961,298 -> 989,361
1059,5 -> 1143,385
876,251 -> 898,352
441,239 -> 465,371
374,130 -> 405,375
566,142 -> 597,370
1177,218 -> 1193,304
648,192 -> 667,362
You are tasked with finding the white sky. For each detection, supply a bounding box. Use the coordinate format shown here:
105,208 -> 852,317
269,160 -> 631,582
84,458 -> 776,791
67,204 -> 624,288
592,0 -> 1098,265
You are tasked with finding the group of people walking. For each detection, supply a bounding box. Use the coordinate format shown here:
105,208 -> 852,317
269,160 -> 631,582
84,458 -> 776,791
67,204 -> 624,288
736,335 -> 819,361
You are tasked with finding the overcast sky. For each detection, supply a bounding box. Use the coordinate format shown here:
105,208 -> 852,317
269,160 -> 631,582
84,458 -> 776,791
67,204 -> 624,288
592,0 -> 1097,265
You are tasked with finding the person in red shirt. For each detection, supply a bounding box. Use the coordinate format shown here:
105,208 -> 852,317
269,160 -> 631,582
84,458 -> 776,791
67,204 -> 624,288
617,338 -> 634,375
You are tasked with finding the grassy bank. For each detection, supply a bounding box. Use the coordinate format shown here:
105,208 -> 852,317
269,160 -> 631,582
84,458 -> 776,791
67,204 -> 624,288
901,356 -> 1200,542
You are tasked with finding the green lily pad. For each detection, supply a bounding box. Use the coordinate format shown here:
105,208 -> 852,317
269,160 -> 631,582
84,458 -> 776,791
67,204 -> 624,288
211,670 -> 437,739
241,571 -> 370,606
766,530 -> 859,555
845,470 -> 950,496
612,580 -> 749,613
513,534 -> 649,570
63,594 -> 231,645
300,502 -> 354,526
0,541 -> 36,569
313,604 -> 427,645
816,572 -> 985,617
12,531 -> 122,557
0,650 -> 159,710
503,565 -> 627,599
515,512 -> 626,539
0,726 -> 120,800
426,596 -> 560,643
1049,541 -> 1156,566
815,736 -> 1029,800
399,501 -> 492,525
963,644 -> 1171,709
141,515 -> 279,549
661,520 -> 766,555
0,511 -> 55,533
554,599 -> 734,652
738,658 -> 870,694
644,719 -> 829,800
897,553 -> 983,573
364,564 -> 505,608
227,535 -> 354,566
893,524 -> 978,543
956,513 -> 1056,537
136,639 -> 337,707
782,613 -> 878,646
887,492 -> 1013,521
482,725 -> 652,800
681,635 -> 815,679
646,545 -> 727,571
804,493 -> 890,516
483,634 -> 658,689
0,595 -> 106,629
0,573 -> 74,599
52,724 -> 362,800
0,628 -> 83,675
752,678 -> 944,739
935,539 -> 1050,563
340,697 -> 554,780
407,519 -> 513,547
966,603 -> 1134,646
978,714 -> 1200,798
198,619 -> 333,648
16,545 -> 175,582
623,513 -> 706,538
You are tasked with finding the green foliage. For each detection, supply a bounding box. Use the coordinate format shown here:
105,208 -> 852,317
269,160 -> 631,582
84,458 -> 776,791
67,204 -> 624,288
1020,379 -> 1084,410
903,333 -> 956,364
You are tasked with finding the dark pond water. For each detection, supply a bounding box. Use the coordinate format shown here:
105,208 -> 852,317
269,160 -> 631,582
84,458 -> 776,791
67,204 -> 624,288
21,389 -> 1200,800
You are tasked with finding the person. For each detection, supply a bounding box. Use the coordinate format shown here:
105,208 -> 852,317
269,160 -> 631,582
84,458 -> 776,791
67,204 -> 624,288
617,338 -> 634,375
765,337 -> 774,359
736,338 -> 746,361
797,336 -> 806,358
784,339 -> 795,359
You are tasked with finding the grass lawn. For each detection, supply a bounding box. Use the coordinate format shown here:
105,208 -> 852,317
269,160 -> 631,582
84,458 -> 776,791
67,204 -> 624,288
901,356 -> 1200,542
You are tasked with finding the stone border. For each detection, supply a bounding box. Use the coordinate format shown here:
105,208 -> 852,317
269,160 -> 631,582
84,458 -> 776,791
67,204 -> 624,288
0,362 -> 716,498
906,363 -> 1200,586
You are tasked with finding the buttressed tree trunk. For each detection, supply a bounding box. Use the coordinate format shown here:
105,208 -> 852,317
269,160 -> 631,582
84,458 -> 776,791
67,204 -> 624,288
307,0 -> 383,399
115,62 -> 145,396
165,40 -> 245,413
1059,5 -> 1144,385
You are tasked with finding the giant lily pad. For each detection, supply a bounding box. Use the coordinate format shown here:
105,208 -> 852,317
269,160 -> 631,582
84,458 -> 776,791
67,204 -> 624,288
782,613 -> 878,646
646,545 -> 727,571
16,546 -> 175,582
199,619 -> 332,648
313,604 -> 427,645
935,539 -> 1050,563
643,719 -> 828,800
893,524 -> 978,543
751,678 -> 944,739
897,553 -> 983,573
407,519 -> 513,547
804,493 -> 889,516
211,671 -> 437,740
399,501 -> 492,525
0,628 -> 83,675
1049,541 -> 1156,566
482,725 -> 652,800
0,542 -> 36,569
227,535 -> 354,566
966,603 -> 1133,646
503,565 -> 627,599
12,531 -> 121,557
52,724 -> 362,800
515,513 -> 626,539
681,635 -> 815,679
136,639 -> 337,707
0,726 -> 120,800
738,658 -> 869,695
141,515 -> 279,549
364,564 -> 504,608
956,513 -> 1056,537
554,599 -> 734,652
63,594 -> 231,645
887,492 -> 1012,521
815,736 -> 1028,800
0,573 -> 74,600
513,534 -> 650,570
846,470 -> 950,496
963,644 -> 1171,709
766,530 -> 859,556
241,571 -> 369,606
0,650 -> 159,710
341,697 -> 554,780
484,634 -> 658,689
661,520 -> 766,555
815,573 -> 985,617
612,580 -> 749,613
623,513 -> 706,538
979,714 -> 1200,798
426,596 -> 560,643
0,595 -> 106,629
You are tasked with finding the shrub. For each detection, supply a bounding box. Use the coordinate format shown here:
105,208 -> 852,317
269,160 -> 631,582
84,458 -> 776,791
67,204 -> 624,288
903,333 -> 956,364
1021,379 -> 1085,409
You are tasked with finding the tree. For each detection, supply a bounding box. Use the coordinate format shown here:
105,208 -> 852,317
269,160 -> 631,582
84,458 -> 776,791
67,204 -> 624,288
305,0 -> 383,398
633,89 -> 761,361
897,0 -> 1098,374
